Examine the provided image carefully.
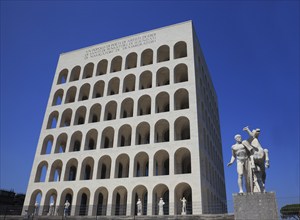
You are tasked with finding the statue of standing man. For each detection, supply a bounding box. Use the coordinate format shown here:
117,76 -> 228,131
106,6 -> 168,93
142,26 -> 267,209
180,197 -> 187,215
34,201 -> 39,216
158,198 -> 165,215
227,134 -> 252,193
136,198 -> 142,216
64,200 -> 70,217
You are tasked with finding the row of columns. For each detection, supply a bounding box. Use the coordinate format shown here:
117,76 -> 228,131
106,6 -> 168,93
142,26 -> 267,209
39,148 -> 188,183
56,41 -> 187,85
48,84 -> 189,129
55,63 -> 187,105
43,115 -> 190,154
34,182 -> 194,216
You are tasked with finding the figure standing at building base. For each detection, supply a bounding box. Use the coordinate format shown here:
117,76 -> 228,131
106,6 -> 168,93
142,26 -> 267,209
137,198 -> 142,216
158,198 -> 165,215
64,200 -> 70,217
180,197 -> 187,215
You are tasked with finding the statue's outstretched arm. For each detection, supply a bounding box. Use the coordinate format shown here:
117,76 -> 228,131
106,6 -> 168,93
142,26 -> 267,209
243,126 -> 254,137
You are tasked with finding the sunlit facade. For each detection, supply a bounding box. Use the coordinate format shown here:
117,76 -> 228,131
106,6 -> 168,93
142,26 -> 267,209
23,21 -> 226,216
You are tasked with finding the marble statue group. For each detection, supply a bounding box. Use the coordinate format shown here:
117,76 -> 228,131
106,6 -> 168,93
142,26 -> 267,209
136,197 -> 187,216
228,126 -> 270,193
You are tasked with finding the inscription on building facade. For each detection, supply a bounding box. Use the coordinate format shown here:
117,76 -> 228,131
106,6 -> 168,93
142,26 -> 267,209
84,33 -> 156,59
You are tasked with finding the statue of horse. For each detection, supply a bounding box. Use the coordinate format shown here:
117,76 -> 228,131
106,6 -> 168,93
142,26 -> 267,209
242,126 -> 270,193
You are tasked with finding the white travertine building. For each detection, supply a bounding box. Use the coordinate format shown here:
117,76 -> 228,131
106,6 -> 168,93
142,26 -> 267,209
23,21 -> 227,217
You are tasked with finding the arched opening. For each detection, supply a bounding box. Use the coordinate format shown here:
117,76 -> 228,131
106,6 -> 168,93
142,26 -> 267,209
97,156 -> 111,179
65,86 -> 77,104
154,119 -> 169,143
112,186 -> 127,216
44,189 -> 57,216
110,56 -> 122,73
107,77 -> 120,95
125,52 -> 137,69
54,133 -> 67,153
49,160 -> 63,182
152,184 -> 169,215
78,83 -> 90,101
134,152 -> 149,177
174,117 -> 190,140
155,92 -> 170,113
52,89 -> 64,106
174,148 -> 191,174
174,41 -> 187,59
59,108 -> 72,127
92,80 -> 105,98
156,67 -> 170,87
157,45 -> 170,63
174,89 -> 189,110
41,135 -> 53,155
104,101 -> 117,121
93,187 -> 108,216
76,188 -> 90,216
64,159 -> 78,181
84,129 -> 98,150
123,74 -> 135,93
174,63 -> 188,83
88,103 -> 101,123
131,185 -> 148,215
69,131 -> 82,152
118,124 -> 132,147
120,98 -> 133,118
139,70 -> 152,90
100,127 -> 114,149
82,62 -> 94,79
46,111 -> 58,129
96,59 -> 108,76
57,69 -> 68,84
34,161 -> 48,182
74,106 -> 86,125
136,122 -> 150,145
137,95 -> 151,116
174,183 -> 192,215
141,49 -> 153,66
28,190 -> 42,216
70,66 -> 81,82
154,150 -> 169,176
115,154 -> 129,178
80,157 -> 94,180
59,189 -> 73,216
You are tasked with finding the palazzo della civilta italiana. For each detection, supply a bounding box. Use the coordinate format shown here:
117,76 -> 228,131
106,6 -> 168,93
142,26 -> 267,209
23,21 -> 227,217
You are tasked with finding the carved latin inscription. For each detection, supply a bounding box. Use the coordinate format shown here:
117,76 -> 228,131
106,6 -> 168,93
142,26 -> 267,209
84,33 -> 156,59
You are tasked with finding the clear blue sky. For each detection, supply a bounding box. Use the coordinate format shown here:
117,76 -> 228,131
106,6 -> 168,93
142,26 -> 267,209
1,0 -> 299,211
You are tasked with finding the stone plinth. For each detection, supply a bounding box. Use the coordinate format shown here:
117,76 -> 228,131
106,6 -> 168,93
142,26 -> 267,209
233,192 -> 278,220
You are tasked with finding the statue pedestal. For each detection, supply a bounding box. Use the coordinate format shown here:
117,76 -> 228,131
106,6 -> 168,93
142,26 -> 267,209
233,192 -> 278,220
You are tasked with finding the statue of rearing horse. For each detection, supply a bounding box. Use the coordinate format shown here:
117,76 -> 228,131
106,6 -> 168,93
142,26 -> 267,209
242,126 -> 270,193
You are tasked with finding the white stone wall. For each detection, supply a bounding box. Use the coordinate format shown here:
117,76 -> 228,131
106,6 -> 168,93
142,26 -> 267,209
23,21 -> 226,216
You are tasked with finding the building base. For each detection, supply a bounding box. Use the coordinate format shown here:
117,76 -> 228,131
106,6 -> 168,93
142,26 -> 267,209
0,214 -> 234,220
233,192 -> 278,220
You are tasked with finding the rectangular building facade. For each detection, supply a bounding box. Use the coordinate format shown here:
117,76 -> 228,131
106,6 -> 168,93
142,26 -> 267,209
23,21 -> 227,216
